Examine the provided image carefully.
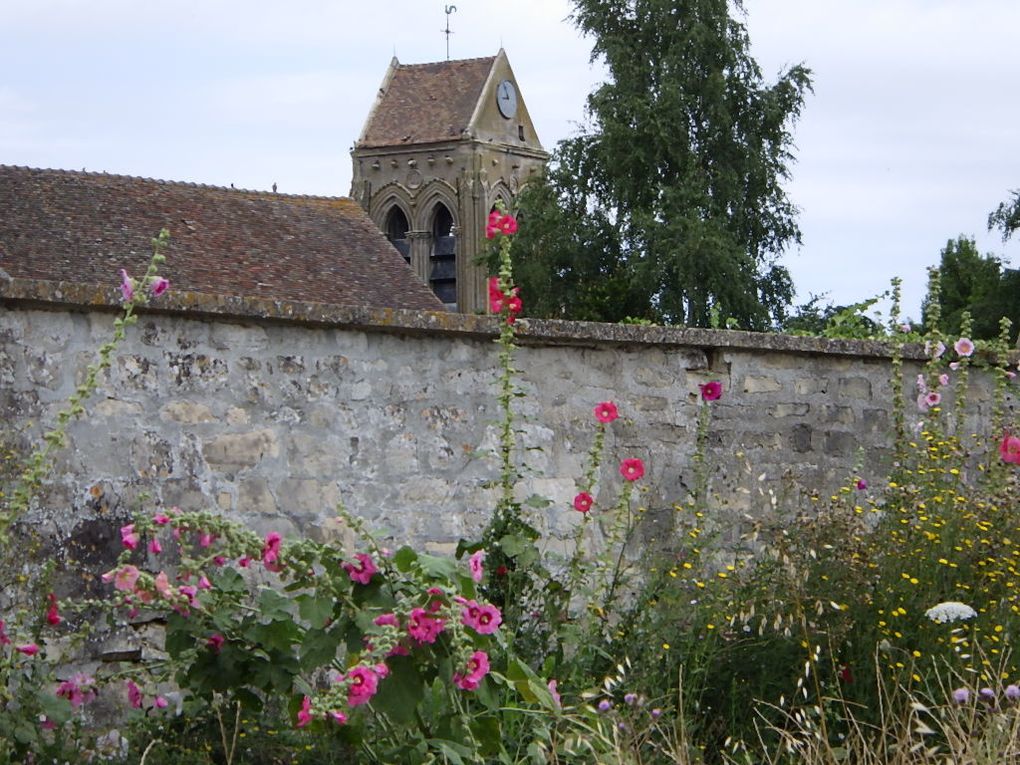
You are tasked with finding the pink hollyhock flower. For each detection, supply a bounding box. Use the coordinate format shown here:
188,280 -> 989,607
939,373 -> 950,386
407,607 -> 445,644
344,665 -> 380,707
330,710 -> 348,725
262,532 -> 283,571
949,362 -> 960,370
179,585 -> 198,604
154,695 -> 168,708
153,512 -> 170,525
899,323 -> 911,333
917,394 -> 930,412
499,213 -> 518,236
198,532 -> 215,548
699,381 -> 723,401
925,391 -> 942,408
120,524 -> 139,550
485,211 -> 502,240
197,575 -> 212,590
154,571 -> 173,599
573,491 -> 594,513
373,612 -> 399,627
619,458 -> 645,482
0,620 -> 10,645
149,276 -> 170,297
296,695 -> 313,727
916,374 -> 927,393
593,401 -> 619,423
488,276 -> 504,312
506,294 -> 523,323
56,673 -> 96,709
207,633 -> 225,653
855,478 -> 868,491
374,663 -> 390,679
238,556 -> 251,568
110,565 -> 141,592
453,650 -> 490,691
461,601 -> 502,635
925,340 -> 946,359
213,555 -> 227,566
1000,433 -> 1020,465
16,643 -> 39,656
119,269 -> 134,302
469,549 -> 485,583
149,538 -> 162,555
46,593 -> 62,626
342,552 -> 378,585
954,337 -> 975,357
126,680 -> 143,708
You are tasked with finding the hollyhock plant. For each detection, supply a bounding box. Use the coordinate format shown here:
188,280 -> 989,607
461,600 -> 502,635
407,607 -> 445,644
344,665 -> 380,707
593,401 -> 619,423
469,549 -> 485,583
619,458 -> 645,482
342,553 -> 378,585
699,381 -> 723,401
573,491 -> 594,513
1000,433 -> 1020,465
453,650 -> 490,691
954,337 -> 975,357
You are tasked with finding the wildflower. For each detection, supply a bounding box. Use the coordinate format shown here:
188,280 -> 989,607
925,391 -> 942,408
296,695 -> 313,728
46,593 -> 62,626
373,613 -> 399,627
330,710 -> 348,725
1005,684 -> 1020,701
0,620 -> 10,645
197,575 -> 212,590
261,531 -> 283,571
952,687 -> 970,704
624,692 -> 638,705
344,665 -> 380,707
453,650 -> 490,691
149,538 -> 162,555
899,322 -> 911,333
925,340 -> 946,359
1000,433 -> 1020,465
469,549 -> 485,583
651,708 -> 662,719
407,607 -> 445,644
487,276 -> 504,311
120,524 -> 139,550
198,532 -> 215,548
954,337 -> 975,357
56,673 -> 96,708
573,491 -> 594,513
207,633 -> 225,653
619,458 -> 645,482
597,699 -> 612,712
917,394 -> 930,412
154,696 -> 168,709
126,680 -> 144,709
153,512 -> 170,525
547,679 -> 561,708
949,361 -> 960,370
16,643 -> 39,656
593,401 -> 619,423
119,269 -> 134,302
699,381 -> 723,401
979,688 -> 996,704
855,478 -> 868,491
938,373 -> 950,386
342,552 -> 378,585
925,601 -> 977,624
149,276 -> 170,297
838,664 -> 853,683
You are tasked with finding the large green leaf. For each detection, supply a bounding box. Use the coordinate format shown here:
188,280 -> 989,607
299,626 -> 341,669
370,655 -> 425,725
297,593 -> 334,629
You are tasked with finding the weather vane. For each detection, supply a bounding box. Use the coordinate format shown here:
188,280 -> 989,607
443,5 -> 457,60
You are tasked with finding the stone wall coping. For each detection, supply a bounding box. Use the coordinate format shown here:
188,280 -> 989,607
0,275 -> 973,362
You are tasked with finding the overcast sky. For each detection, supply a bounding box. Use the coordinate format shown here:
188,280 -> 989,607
2,0 -> 1017,322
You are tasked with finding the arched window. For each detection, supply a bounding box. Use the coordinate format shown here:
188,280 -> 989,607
429,203 -> 457,310
384,206 -> 410,264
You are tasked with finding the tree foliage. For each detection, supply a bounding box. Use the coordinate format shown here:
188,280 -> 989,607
512,0 -> 812,329
988,189 -> 1020,242
923,235 -> 1020,341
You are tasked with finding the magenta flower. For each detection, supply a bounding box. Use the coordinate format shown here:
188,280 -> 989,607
373,612 -> 399,627
262,532 -> 283,571
120,524 -> 139,550
56,673 -> 96,709
461,600 -> 502,635
154,571 -> 173,599
149,538 -> 162,555
1000,433 -> 1020,465
149,276 -> 170,297
344,665 -> 380,707
110,564 -> 141,592
548,679 -> 561,708
939,373 -> 950,386
46,593 -> 62,626
16,643 -> 39,656
573,491 -> 594,513
0,620 -> 9,646
198,532 -> 215,548
407,607 -> 445,644
855,478 -> 868,491
925,391 -> 942,408
154,695 -> 168,709
119,269 -> 134,302
342,552 -> 378,585
954,337 -> 975,357
153,512 -> 171,525
593,401 -> 619,423
469,549 -> 485,583
619,458 -> 645,482
699,381 -> 723,401
330,710 -> 348,725
125,680 -> 143,709
453,650 -> 490,691
207,633 -> 225,653
296,695 -> 313,728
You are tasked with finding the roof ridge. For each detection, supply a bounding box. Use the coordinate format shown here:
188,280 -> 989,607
0,163 -> 348,202
397,54 -> 496,68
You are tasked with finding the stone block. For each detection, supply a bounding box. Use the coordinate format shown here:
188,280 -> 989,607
160,400 -> 214,424
790,423 -> 813,453
838,377 -> 872,400
202,428 -> 279,471
743,375 -> 782,394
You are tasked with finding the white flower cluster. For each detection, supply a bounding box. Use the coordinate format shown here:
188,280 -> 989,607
925,601 -> 977,624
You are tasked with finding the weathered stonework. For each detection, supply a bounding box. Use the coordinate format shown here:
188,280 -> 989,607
1,279 -> 1015,577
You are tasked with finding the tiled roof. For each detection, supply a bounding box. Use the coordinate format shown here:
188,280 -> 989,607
358,56 -> 496,148
0,165 -> 444,311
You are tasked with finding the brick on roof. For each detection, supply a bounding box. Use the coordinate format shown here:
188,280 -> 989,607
0,165 -> 445,311
358,56 -> 496,148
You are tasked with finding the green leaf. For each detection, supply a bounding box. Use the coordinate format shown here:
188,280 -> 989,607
393,545 -> 418,572
418,553 -> 456,579
523,493 -> 552,508
297,593 -> 334,629
36,691 -> 72,726
300,627 -> 341,669
370,655 -> 425,725
257,587 -> 293,621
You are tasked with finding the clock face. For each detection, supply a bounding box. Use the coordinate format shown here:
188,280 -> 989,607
496,79 -> 517,119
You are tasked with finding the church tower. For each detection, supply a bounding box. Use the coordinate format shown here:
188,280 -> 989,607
351,49 -> 548,313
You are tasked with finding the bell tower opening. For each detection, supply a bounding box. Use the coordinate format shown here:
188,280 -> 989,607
429,203 -> 457,310
384,206 -> 410,264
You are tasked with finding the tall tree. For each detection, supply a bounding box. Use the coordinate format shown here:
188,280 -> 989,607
988,190 -> 1020,242
512,0 -> 811,328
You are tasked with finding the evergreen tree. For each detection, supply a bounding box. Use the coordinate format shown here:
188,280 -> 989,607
513,0 -> 812,328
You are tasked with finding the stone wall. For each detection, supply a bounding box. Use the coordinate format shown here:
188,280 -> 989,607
1,279 -> 1011,566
